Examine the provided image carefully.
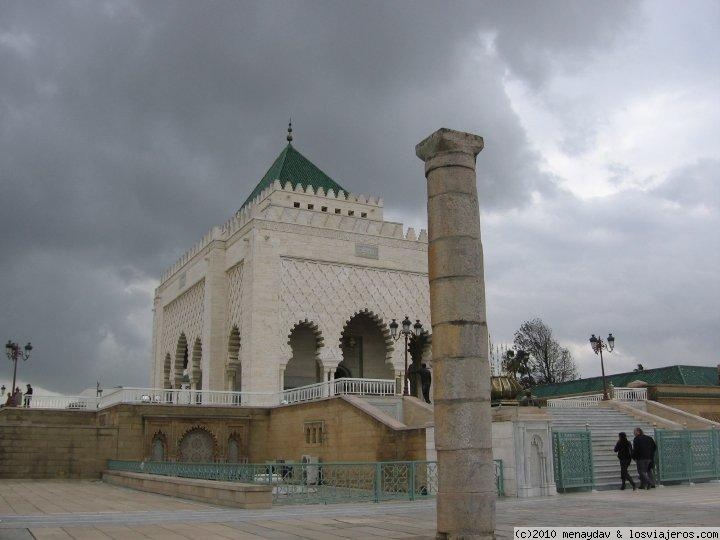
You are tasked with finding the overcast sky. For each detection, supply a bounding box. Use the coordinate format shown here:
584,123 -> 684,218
1,0 -> 718,395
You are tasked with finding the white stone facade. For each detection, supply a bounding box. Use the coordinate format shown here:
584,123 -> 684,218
151,180 -> 430,395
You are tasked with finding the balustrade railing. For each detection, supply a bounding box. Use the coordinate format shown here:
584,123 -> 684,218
612,387 -> 647,402
28,395 -> 99,410
547,387 -> 648,408
23,378 -> 399,410
547,394 -> 603,408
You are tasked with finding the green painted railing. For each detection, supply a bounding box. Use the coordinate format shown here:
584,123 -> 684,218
655,429 -> 720,483
107,459 -> 504,504
552,430 -> 594,492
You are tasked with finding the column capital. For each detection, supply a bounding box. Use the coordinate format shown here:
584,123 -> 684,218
415,128 -> 484,162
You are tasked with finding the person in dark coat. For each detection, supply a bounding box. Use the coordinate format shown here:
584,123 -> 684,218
614,432 -> 636,490
632,427 -> 657,489
419,363 -> 432,404
23,384 -> 33,408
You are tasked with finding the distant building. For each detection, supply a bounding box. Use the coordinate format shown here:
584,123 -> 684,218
532,364 -> 720,421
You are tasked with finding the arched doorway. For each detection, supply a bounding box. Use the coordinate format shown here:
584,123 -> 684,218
284,321 -> 324,389
174,333 -> 188,389
178,428 -> 216,462
339,311 -> 394,379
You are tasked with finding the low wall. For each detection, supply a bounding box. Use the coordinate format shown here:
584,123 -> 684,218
0,408 -> 118,479
0,396 -> 427,479
103,470 -> 272,508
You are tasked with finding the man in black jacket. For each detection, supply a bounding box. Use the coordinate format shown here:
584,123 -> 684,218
633,427 -> 657,489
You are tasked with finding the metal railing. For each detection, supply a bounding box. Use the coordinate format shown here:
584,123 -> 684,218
552,430 -> 594,491
26,378 -> 399,410
547,387 -> 647,408
655,429 -> 720,483
106,458 -> 504,504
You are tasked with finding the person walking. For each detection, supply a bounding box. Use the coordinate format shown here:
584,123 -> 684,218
632,427 -> 657,489
23,384 -> 33,408
614,432 -> 636,490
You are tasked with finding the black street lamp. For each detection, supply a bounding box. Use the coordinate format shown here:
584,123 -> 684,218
589,333 -> 615,400
5,340 -> 32,406
389,316 -> 423,396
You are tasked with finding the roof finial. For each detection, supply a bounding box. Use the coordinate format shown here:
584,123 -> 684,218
287,118 -> 293,143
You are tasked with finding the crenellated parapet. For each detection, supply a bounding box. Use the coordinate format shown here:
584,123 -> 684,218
159,179 -> 427,286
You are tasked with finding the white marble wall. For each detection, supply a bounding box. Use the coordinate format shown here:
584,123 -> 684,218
152,182 -> 429,394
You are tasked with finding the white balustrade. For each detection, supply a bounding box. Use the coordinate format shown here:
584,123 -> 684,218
29,395 -> 99,410
331,378 -> 396,397
281,378 -> 396,405
547,394 -> 603,408
611,387 -> 647,401
547,387 -> 647,408
19,378 -> 399,410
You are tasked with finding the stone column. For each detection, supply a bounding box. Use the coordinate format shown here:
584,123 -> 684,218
416,128 -> 494,540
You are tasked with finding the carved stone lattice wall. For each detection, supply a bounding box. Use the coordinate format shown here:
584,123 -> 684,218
161,280 -> 205,361
226,263 -> 246,337
279,257 -> 430,368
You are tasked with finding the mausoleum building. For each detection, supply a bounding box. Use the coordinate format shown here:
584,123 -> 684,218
150,134 -> 431,397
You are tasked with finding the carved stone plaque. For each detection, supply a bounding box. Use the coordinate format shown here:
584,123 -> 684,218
355,243 -> 379,259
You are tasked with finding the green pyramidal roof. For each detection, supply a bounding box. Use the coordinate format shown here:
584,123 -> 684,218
240,143 -> 348,209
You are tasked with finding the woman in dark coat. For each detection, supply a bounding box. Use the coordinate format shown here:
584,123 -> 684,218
614,432 -> 636,490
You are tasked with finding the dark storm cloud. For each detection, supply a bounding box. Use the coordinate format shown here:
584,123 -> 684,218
4,0 -> 713,394
480,158 -> 720,377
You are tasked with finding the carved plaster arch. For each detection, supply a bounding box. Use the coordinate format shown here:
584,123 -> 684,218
190,337 -> 202,387
162,353 -> 172,389
173,333 -> 188,388
284,319 -> 324,367
150,430 -> 168,462
339,308 -> 395,367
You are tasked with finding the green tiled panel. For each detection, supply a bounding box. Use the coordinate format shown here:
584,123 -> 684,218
532,365 -> 718,398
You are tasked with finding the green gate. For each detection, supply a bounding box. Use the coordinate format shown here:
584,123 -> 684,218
655,429 -> 720,483
552,431 -> 594,492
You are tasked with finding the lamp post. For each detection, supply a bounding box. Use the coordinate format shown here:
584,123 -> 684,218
389,316 -> 423,396
589,333 -> 615,400
5,340 -> 32,405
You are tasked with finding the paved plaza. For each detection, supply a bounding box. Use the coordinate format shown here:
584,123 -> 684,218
0,481 -> 718,539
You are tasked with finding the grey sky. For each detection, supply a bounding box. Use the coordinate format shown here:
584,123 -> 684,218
0,0 -> 718,394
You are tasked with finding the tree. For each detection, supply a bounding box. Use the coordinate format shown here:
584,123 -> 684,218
512,318 -> 578,385
502,349 -> 535,389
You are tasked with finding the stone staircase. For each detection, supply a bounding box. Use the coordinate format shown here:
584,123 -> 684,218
549,406 -> 655,490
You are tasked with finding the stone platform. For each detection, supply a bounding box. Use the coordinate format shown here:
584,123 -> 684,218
0,480 -> 718,539
102,470 -> 272,509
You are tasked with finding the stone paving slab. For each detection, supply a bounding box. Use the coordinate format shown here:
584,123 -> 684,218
0,480 -> 718,539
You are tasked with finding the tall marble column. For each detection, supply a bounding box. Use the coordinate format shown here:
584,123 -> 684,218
416,128 -> 494,540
